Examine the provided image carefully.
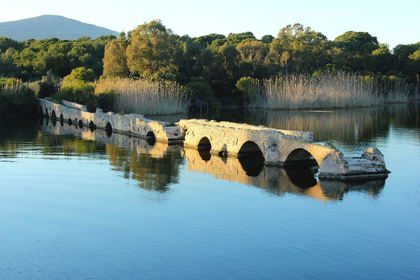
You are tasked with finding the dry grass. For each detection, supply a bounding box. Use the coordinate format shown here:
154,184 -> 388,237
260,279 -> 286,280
95,78 -> 189,115
250,72 -> 415,109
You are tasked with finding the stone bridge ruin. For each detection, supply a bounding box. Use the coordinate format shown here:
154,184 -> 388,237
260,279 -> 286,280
37,99 -> 390,180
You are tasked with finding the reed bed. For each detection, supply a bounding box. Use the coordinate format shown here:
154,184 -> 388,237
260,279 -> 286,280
95,78 -> 189,115
250,72 -> 415,109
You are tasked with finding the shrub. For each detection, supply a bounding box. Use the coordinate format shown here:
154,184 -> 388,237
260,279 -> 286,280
186,78 -> 220,110
235,77 -> 258,103
63,67 -> 96,84
0,78 -> 37,116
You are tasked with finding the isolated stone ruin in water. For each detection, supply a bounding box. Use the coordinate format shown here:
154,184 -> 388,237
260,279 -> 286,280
37,99 -> 390,180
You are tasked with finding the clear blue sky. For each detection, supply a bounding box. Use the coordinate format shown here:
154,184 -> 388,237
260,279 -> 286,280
1,0 -> 418,49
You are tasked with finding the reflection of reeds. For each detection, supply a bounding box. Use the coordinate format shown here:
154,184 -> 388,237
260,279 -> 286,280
247,103 -> 419,143
95,78 -> 189,115
250,72 -> 414,109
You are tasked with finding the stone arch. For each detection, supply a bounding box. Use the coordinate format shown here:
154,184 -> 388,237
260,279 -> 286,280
198,137 -> 211,151
59,114 -> 64,121
238,141 -> 264,159
78,120 -> 83,128
89,121 -> 95,129
285,148 -> 318,167
106,122 -> 113,137
197,137 -> 211,151
39,105 -> 43,115
45,107 -> 49,117
68,118 -> 73,125
146,131 -> 156,145
51,110 -> 57,119
146,131 -> 155,139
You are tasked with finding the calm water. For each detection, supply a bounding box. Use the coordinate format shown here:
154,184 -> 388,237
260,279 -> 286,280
1,103 -> 420,279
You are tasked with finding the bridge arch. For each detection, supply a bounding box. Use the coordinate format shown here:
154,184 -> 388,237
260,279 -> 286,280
146,131 -> 155,139
238,141 -> 264,159
44,107 -> 49,117
146,131 -> 156,145
105,122 -> 113,137
198,137 -> 211,151
51,110 -> 57,119
285,148 -> 318,167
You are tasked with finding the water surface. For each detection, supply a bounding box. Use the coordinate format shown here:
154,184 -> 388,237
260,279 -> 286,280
1,103 -> 419,279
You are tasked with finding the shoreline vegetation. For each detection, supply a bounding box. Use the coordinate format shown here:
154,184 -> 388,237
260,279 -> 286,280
95,78 -> 189,115
1,20 -> 420,116
249,72 -> 418,110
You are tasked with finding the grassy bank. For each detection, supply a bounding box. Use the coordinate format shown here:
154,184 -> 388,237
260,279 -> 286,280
249,72 -> 417,110
95,78 -> 189,115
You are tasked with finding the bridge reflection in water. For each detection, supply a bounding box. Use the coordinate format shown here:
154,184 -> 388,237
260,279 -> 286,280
39,118 -> 385,202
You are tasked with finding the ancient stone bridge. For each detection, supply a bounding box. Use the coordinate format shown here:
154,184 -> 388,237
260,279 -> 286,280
177,119 -> 389,180
39,118 -> 387,202
38,99 -> 182,142
37,99 -> 390,180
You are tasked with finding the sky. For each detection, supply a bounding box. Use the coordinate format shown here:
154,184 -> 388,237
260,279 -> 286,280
0,0 -> 418,49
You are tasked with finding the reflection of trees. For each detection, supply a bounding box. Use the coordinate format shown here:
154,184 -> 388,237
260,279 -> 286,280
38,116 -> 184,193
190,103 -> 420,145
0,118 -> 40,158
245,107 -> 392,144
36,118 -> 107,156
106,144 -> 183,192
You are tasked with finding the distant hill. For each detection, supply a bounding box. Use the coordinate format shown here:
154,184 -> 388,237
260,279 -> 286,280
0,15 -> 119,41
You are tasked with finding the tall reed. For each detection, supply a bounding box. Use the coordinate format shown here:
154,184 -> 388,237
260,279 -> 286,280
95,78 -> 189,115
249,72 -> 415,109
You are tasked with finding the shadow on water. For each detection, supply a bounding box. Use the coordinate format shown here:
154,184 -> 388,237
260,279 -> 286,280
32,115 -> 388,202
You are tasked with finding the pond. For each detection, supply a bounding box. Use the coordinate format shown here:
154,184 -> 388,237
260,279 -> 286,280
1,103 -> 419,279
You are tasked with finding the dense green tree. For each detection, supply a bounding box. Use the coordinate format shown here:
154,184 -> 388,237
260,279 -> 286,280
261,35 -> 274,44
332,31 -> 379,71
364,43 -> 395,74
176,35 -> 202,83
226,32 -> 256,46
63,67 -> 96,84
194,34 -> 225,48
126,20 -> 178,81
236,40 -> 267,75
103,37 -> 129,78
219,43 -> 240,81
267,23 -> 329,75
47,41 -> 72,77
0,37 -> 21,52
0,48 -> 20,77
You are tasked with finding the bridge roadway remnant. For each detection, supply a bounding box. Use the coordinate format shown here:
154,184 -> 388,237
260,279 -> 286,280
38,99 -> 183,143
37,99 -> 390,180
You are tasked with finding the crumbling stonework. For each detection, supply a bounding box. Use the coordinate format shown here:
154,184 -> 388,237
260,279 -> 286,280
37,99 -> 183,143
37,99 -> 390,180
177,119 -> 390,180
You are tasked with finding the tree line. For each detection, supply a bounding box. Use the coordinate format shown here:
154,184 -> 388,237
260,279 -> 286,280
1,20 -> 419,107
